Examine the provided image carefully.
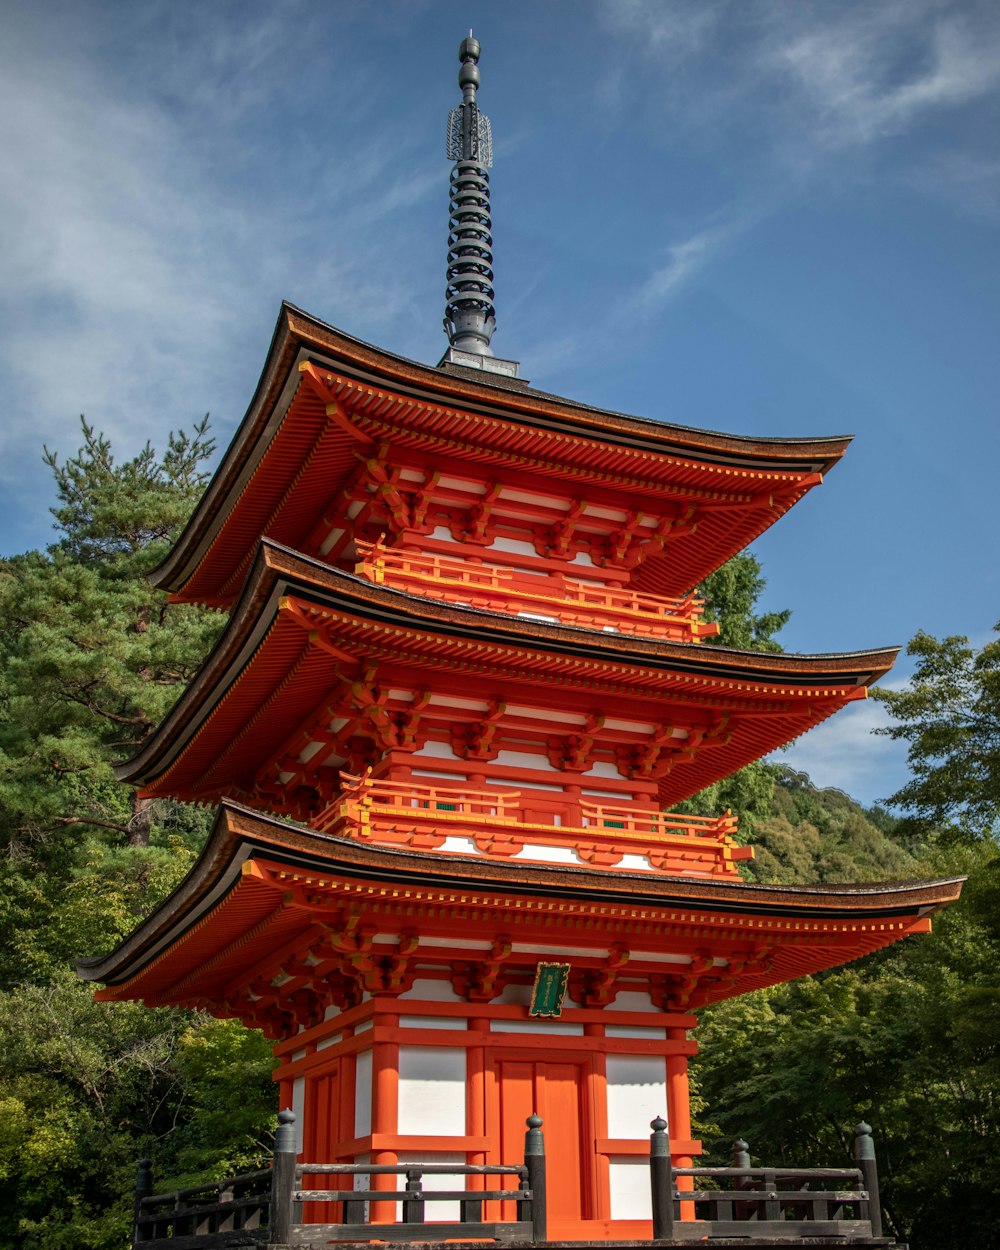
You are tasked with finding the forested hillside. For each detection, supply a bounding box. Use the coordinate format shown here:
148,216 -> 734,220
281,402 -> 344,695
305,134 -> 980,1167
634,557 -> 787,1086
695,770 -> 1000,1250
0,423 -> 996,1250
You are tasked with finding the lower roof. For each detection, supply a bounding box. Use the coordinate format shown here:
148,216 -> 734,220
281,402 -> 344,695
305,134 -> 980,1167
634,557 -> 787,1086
77,801 -> 964,1024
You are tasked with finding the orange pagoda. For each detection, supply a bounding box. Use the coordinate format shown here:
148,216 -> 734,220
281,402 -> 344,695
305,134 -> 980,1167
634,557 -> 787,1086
79,36 -> 961,1243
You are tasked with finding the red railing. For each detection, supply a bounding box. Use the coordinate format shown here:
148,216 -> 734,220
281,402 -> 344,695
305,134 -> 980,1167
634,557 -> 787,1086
315,774 -> 750,878
354,543 -> 718,643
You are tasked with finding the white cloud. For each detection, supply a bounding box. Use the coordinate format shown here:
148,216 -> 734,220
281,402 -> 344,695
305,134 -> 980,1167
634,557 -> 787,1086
0,7 -> 443,543
772,4 -> 1000,155
775,689 -> 910,808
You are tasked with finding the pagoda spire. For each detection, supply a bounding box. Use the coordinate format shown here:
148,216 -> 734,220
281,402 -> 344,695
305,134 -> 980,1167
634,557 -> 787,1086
443,32 -> 497,358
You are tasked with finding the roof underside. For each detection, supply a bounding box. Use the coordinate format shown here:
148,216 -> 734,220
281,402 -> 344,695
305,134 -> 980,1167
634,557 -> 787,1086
119,542 -> 898,812
155,305 -> 852,607
79,803 -> 964,1026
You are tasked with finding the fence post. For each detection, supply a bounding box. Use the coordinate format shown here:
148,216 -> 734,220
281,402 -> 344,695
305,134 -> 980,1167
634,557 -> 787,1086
403,1168 -> 425,1225
649,1116 -> 674,1240
269,1108 -> 297,1246
133,1158 -> 153,1246
524,1113 -> 547,1242
855,1121 -> 883,1238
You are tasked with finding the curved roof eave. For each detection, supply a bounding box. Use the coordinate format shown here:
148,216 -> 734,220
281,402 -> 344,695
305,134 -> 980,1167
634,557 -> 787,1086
152,302 -> 853,595
118,539 -> 899,790
77,799 -> 966,990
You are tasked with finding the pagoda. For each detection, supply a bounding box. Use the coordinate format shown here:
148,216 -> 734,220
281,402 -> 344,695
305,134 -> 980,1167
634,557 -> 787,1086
79,37 -> 963,1242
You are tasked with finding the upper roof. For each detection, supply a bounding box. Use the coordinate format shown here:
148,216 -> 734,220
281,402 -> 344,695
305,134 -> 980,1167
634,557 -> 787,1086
155,303 -> 853,606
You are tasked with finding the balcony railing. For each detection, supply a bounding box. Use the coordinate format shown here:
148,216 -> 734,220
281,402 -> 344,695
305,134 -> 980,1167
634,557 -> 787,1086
314,774 -> 751,878
354,542 -> 719,643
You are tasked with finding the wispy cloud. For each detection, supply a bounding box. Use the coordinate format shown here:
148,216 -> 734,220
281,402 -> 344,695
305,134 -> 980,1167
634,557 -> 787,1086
770,4 -> 1000,158
599,0 -> 1000,167
540,0 -> 1000,377
776,686 -> 910,808
0,6 -> 443,544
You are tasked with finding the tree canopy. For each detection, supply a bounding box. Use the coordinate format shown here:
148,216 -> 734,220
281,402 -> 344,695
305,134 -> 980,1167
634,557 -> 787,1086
875,625 -> 1000,842
0,420 -> 273,1249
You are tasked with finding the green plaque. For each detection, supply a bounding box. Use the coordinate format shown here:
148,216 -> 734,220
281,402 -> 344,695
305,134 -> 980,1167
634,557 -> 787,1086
529,962 -> 570,1018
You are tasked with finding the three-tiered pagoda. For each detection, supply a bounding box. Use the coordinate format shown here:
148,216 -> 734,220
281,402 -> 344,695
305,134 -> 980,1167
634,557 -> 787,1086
79,37 -> 962,1241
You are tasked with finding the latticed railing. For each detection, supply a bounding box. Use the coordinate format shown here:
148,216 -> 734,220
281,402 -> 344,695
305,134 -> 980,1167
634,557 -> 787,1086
132,1114 -> 893,1247
354,542 -> 719,643
315,773 -> 751,877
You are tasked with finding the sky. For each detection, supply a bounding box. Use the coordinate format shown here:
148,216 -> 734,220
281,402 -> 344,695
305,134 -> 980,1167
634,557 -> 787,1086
1,0 -> 998,809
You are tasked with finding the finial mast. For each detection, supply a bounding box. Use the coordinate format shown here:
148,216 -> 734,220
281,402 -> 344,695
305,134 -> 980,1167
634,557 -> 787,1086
444,33 -> 496,357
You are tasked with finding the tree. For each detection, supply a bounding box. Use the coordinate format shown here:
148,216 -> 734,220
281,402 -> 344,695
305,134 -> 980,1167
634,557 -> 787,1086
874,624 -> 1000,842
0,418 -> 222,860
675,552 -> 791,838
0,419 -> 277,1250
700,552 -> 790,653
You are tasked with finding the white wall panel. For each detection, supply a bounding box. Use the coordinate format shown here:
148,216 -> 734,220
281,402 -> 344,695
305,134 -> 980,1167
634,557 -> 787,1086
608,1157 -> 652,1220
606,1055 -> 667,1139
397,1047 -> 466,1136
354,1050 -> 372,1138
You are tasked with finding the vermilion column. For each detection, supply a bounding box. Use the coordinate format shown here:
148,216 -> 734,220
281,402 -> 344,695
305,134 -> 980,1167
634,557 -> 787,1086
370,1023 -> 399,1223
666,1027 -> 694,1220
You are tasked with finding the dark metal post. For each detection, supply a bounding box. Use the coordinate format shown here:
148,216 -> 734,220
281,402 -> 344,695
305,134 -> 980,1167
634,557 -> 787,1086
731,1138 -> 752,1220
649,1116 -> 674,1240
269,1108 -> 297,1246
133,1158 -> 153,1246
403,1168 -> 425,1224
524,1113 -> 547,1242
855,1121 -> 883,1238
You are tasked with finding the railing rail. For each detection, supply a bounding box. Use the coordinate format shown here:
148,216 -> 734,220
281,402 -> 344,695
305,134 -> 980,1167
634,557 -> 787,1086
133,1113 -> 887,1246
134,1112 -> 546,1248
354,542 -> 718,643
315,772 -> 749,876
133,1162 -> 271,1246
649,1117 -> 885,1241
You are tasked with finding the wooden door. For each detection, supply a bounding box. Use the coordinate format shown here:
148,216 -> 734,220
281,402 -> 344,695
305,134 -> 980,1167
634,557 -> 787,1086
495,1056 -> 590,1225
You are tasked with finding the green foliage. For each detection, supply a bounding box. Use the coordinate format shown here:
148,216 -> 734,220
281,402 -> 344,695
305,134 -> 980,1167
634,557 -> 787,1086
0,420 -> 275,1250
0,418 -> 223,985
874,624 -> 1000,842
747,766 -> 923,883
0,974 -> 274,1249
699,552 -> 791,653
694,841 -> 1000,1250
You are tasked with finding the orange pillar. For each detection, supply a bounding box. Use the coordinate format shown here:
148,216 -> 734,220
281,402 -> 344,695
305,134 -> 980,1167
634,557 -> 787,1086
370,1023 -> 399,1223
666,1028 -> 694,1220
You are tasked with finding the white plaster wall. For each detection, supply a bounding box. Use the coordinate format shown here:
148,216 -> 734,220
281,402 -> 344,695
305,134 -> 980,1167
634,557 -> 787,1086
291,1077 -> 305,1152
606,1055 -> 667,1139
354,1050 -> 373,1138
608,1157 -> 652,1220
611,990 -> 656,1012
515,844 -> 580,864
397,1047 -> 466,1136
399,1016 -> 467,1030
400,977 -> 464,1002
490,1019 -> 584,1035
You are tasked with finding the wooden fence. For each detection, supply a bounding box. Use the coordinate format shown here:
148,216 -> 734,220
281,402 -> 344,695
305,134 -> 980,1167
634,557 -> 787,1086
134,1113 -> 891,1246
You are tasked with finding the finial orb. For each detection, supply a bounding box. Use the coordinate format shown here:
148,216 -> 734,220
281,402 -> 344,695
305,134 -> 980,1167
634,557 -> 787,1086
459,35 -> 481,62
459,61 -> 480,89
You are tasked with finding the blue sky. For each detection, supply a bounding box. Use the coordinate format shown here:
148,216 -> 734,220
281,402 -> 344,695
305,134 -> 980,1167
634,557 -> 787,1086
2,0 -> 998,808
